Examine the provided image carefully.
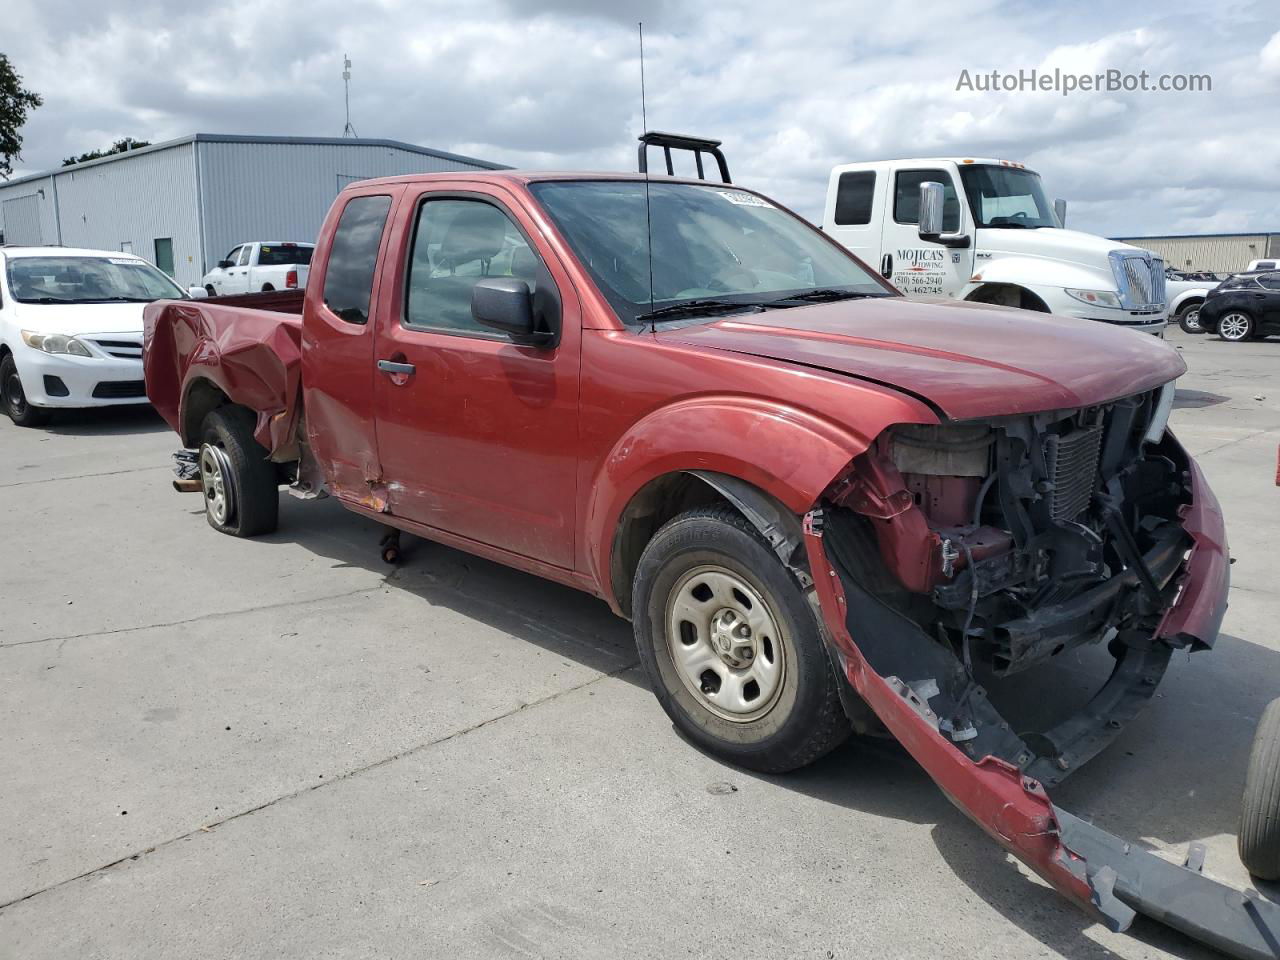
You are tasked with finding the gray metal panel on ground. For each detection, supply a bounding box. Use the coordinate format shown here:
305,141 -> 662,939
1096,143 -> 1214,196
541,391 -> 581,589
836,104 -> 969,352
196,140 -> 499,276
51,141 -> 203,285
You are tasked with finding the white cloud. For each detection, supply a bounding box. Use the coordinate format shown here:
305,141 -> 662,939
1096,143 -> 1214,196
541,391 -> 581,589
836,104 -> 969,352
3,0 -> 1278,236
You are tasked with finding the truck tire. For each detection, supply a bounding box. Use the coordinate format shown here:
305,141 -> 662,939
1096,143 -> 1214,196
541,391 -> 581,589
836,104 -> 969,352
205,285 -> 216,298
632,505 -> 851,773
1239,698 -> 1280,879
1176,303 -> 1204,334
198,406 -> 279,537
1,353 -> 52,427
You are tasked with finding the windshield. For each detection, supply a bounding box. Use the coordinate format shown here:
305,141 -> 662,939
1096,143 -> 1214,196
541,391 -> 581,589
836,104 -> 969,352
258,244 -> 314,267
957,165 -> 1058,229
529,180 -> 890,324
5,256 -> 186,303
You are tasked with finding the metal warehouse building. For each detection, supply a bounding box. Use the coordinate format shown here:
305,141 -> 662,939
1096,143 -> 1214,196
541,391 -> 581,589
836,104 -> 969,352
1112,232 -> 1280,275
0,134 -> 505,287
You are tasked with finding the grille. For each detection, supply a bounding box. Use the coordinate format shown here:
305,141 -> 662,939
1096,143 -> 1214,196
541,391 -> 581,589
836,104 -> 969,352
1043,425 -> 1103,521
89,337 -> 143,359
91,380 -> 147,399
1112,254 -> 1166,310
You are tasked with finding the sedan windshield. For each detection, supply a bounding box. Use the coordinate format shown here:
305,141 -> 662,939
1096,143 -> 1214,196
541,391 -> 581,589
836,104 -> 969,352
957,165 -> 1058,229
6,256 -> 186,304
529,180 -> 890,324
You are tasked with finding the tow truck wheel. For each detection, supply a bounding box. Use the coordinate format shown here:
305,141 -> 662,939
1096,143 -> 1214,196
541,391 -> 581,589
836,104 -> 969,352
1,354 -> 52,427
1239,698 -> 1280,879
632,505 -> 851,773
198,407 -> 279,538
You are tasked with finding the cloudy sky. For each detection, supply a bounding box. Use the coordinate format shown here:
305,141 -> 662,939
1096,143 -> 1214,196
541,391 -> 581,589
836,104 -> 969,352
4,0 -> 1279,236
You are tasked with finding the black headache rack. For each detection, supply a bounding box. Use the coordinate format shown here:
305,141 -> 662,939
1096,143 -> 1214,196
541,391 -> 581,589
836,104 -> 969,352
637,131 -> 731,183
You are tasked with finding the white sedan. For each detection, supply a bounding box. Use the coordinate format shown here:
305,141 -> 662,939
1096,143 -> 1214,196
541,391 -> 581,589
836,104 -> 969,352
0,246 -> 187,427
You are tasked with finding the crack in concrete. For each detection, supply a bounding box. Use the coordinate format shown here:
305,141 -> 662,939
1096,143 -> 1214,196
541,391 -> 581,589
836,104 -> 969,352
1192,427 -> 1279,459
0,660 -> 640,913
0,465 -> 168,490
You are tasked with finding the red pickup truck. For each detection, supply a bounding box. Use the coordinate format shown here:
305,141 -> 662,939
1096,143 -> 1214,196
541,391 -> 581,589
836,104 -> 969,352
145,170 -> 1267,954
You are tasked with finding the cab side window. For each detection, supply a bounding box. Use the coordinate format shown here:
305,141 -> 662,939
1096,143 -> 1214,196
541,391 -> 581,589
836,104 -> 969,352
833,172 -> 875,226
223,246 -> 242,266
404,198 -> 543,335
322,194 -> 393,325
894,169 -> 961,233
237,246 -> 253,267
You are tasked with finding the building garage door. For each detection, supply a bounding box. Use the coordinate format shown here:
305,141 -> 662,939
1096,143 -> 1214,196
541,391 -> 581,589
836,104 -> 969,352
2,195 -> 43,245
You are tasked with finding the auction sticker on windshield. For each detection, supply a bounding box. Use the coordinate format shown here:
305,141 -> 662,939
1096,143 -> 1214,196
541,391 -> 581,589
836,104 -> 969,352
717,190 -> 772,208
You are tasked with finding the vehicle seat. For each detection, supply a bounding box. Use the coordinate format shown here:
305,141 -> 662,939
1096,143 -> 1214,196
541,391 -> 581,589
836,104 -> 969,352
436,204 -> 510,275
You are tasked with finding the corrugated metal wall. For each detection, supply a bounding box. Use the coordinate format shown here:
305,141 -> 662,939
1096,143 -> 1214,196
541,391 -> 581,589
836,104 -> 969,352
1116,234 -> 1276,274
52,143 -> 203,285
196,141 -> 493,277
0,175 -> 59,245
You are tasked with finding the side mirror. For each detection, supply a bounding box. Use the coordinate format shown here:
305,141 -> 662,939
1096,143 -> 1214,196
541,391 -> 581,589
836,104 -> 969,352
472,278 -> 541,343
216,259 -> 234,269
917,182 -> 970,248
1054,198 -> 1067,228
187,286 -> 208,299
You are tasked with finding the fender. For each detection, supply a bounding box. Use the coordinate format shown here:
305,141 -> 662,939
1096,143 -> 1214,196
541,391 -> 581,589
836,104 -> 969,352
584,392 -> 934,610
1168,287 -> 1208,315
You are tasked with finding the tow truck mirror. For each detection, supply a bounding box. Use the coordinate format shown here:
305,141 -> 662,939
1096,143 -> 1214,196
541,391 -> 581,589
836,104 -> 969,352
917,182 -> 971,249
472,278 -> 539,342
187,286 -> 208,299
1054,198 -> 1067,227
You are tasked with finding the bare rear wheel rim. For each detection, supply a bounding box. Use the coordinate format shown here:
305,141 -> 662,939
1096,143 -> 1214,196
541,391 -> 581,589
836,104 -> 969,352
199,444 -> 233,525
665,564 -> 787,723
1220,312 -> 1251,340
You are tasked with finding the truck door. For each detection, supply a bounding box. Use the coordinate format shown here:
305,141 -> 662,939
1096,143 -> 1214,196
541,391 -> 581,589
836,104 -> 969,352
224,244 -> 254,294
370,185 -> 580,570
881,166 -> 974,299
301,189 -> 400,499
824,165 -> 886,273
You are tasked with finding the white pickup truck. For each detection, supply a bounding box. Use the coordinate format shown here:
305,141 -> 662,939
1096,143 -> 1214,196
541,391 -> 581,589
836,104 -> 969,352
201,241 -> 314,296
821,158 -> 1167,335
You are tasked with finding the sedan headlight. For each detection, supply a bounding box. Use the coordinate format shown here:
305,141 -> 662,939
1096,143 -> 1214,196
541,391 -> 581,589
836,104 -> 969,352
1065,288 -> 1123,309
20,330 -> 93,357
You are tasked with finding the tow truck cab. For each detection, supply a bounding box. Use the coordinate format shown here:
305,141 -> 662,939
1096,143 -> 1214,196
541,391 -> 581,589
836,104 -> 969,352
821,158 -> 1168,335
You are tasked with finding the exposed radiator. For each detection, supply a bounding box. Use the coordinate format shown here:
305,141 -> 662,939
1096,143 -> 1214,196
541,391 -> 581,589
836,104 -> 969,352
1043,425 -> 1103,521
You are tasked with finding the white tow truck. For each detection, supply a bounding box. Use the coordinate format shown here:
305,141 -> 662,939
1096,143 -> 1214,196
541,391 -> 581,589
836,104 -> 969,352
821,158 -> 1168,335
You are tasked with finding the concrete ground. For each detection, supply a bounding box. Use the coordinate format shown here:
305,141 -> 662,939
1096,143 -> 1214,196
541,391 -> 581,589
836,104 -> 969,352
1,327 -> 1277,959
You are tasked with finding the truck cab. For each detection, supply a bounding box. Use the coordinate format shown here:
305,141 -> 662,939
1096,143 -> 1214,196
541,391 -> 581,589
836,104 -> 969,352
822,158 -> 1168,335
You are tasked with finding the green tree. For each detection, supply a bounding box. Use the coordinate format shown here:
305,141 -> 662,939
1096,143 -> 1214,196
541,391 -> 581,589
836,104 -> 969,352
62,137 -> 152,166
0,54 -> 43,180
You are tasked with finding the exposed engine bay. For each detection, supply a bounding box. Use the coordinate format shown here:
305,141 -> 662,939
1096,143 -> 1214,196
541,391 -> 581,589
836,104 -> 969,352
820,382 -> 1195,785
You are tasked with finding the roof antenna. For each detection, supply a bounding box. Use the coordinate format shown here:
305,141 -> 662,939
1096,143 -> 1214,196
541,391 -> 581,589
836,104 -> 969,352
638,22 -> 655,332
342,54 -> 358,138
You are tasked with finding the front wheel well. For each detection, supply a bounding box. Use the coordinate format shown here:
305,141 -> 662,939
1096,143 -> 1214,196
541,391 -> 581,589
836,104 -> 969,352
1175,296 -> 1204,314
609,471 -> 804,618
966,283 -> 1050,313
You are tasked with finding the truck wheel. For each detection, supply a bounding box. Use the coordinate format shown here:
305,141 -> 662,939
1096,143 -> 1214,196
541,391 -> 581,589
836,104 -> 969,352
198,407 -> 279,537
1218,311 -> 1254,342
1,353 -> 52,427
632,505 -> 850,773
1177,304 -> 1204,334
261,284 -> 275,292
205,285 -> 216,298
1239,698 -> 1280,879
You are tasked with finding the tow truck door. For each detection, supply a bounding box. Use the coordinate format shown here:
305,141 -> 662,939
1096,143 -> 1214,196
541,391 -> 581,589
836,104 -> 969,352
369,183 -> 580,570
879,164 -> 973,299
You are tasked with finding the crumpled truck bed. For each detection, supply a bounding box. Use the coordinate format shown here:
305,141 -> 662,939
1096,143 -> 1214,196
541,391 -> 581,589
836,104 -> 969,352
143,294 -> 305,460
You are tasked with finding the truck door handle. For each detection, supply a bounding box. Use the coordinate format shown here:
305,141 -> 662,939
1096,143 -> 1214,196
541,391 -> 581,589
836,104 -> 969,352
377,359 -> 416,375
880,253 -> 893,279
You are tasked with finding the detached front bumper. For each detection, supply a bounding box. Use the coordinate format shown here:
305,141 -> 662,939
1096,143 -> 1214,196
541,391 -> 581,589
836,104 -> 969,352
803,446 -> 1274,957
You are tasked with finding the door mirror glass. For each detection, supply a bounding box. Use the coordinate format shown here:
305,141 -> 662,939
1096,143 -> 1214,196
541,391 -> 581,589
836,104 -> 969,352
917,181 -> 945,239
472,278 -> 537,341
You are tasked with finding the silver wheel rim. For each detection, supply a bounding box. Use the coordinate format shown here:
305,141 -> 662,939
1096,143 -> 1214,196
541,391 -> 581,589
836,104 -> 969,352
1220,312 -> 1250,340
199,444 -> 232,525
1184,308 -> 1200,330
665,565 -> 786,723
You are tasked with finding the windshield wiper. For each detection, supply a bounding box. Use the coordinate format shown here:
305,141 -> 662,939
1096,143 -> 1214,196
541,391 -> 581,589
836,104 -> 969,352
84,296 -> 156,303
634,299 -> 767,324
769,289 -> 883,305
20,296 -> 79,304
